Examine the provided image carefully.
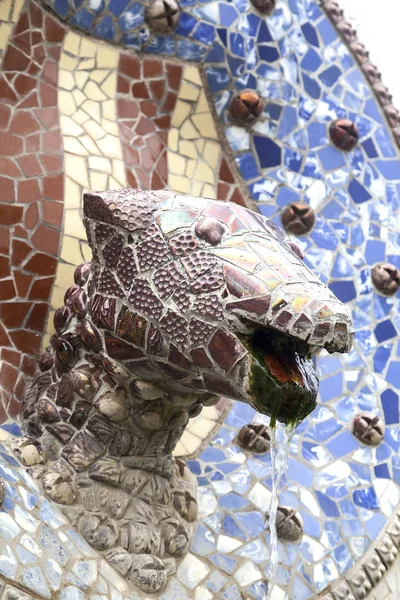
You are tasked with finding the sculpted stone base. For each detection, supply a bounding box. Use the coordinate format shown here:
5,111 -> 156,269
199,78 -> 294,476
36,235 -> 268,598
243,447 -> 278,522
16,375 -> 214,594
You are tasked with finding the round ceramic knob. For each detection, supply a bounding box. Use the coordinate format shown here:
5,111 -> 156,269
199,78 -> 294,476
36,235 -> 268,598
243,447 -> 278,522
353,412 -> 385,446
250,0 -> 276,14
281,202 -> 316,235
329,118 -> 359,151
371,263 -> 400,296
229,90 -> 263,125
145,0 -> 181,32
275,507 -> 303,541
238,423 -> 271,453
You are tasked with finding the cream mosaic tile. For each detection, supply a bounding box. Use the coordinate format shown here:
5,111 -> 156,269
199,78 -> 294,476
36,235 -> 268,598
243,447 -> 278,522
47,31 -> 127,339
174,405 -> 221,458
168,65 -> 222,200
0,0 -> 23,59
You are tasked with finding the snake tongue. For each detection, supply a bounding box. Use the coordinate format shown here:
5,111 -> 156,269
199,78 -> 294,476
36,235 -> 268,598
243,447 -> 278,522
263,352 -> 305,387
247,329 -> 319,427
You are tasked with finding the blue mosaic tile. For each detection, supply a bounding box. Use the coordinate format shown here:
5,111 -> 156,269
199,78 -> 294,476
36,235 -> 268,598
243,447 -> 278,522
381,389 -> 399,425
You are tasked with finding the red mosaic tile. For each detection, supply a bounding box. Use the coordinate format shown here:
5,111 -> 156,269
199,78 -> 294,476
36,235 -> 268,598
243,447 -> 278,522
40,154 -> 63,173
17,154 -> 42,177
10,329 -> 41,355
10,111 -> 40,135
0,280 -> 17,301
0,362 -> 19,394
0,77 -> 17,103
21,354 -> 36,377
14,272 -> 33,297
26,302 -> 48,331
0,323 -> 11,347
0,227 -> 10,255
43,173 -> 63,200
2,348 -> 21,368
119,54 -> 140,79
44,14 -> 64,42
32,223 -> 60,254
0,104 -> 11,128
28,276 -> 53,301
43,200 -> 63,226
216,156 -> 248,208
0,256 -> 10,279
12,240 -> 31,267
24,203 -> 39,229
26,133 -> 41,152
2,46 -> 30,71
42,130 -> 62,151
13,381 -> 26,406
0,132 -> 23,155
19,91 -> 39,108
18,179 -> 41,203
24,252 -> 57,276
0,204 -> 23,226
0,302 -> 31,329
0,158 -> 21,177
0,2 -> 65,419
35,107 -> 58,129
143,58 -> 163,78
0,177 -> 15,202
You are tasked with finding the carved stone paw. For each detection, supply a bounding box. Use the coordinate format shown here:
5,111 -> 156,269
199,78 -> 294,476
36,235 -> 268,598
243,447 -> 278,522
79,513 -> 118,550
105,546 -> 133,577
173,490 -> 198,522
130,554 -> 168,593
162,522 -> 190,558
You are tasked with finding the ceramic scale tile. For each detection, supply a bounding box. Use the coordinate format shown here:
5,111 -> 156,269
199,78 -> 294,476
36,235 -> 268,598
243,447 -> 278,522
46,31 -> 127,344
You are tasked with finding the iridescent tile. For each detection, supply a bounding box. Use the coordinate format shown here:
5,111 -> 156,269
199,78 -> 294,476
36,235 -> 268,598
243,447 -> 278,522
157,209 -> 198,235
213,247 -> 260,272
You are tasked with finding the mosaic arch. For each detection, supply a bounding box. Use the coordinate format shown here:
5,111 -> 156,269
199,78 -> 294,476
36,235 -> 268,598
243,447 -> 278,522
1,0 -> 400,598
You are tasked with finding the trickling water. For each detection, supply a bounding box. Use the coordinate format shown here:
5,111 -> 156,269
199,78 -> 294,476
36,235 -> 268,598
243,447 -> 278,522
265,422 -> 295,600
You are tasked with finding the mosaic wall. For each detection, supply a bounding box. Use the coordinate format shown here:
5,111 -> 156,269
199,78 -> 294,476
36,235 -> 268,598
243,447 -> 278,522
1,0 -> 400,597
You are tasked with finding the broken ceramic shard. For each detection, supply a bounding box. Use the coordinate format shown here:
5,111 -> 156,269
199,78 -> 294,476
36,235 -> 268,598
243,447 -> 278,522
19,189 -> 353,593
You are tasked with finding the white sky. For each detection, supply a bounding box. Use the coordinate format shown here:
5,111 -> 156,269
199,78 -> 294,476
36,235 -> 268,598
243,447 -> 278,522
342,0 -> 400,108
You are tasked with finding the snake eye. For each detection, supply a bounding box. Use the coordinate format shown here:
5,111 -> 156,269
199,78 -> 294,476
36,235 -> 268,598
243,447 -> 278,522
195,217 -> 226,245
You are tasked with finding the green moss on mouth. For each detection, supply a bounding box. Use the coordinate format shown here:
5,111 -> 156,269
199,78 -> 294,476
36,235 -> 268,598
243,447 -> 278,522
244,329 -> 318,428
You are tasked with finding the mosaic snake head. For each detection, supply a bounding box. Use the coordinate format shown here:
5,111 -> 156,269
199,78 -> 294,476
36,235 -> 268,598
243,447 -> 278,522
81,189 -> 353,427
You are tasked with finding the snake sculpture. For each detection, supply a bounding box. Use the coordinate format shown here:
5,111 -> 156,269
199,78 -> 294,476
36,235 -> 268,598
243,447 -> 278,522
16,188 -> 353,594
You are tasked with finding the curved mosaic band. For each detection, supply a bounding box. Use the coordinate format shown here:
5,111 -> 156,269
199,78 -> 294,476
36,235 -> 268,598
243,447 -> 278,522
0,1 -> 65,421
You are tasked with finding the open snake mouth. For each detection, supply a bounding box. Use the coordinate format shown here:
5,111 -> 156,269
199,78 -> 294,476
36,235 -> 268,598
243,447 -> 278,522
244,328 -> 319,428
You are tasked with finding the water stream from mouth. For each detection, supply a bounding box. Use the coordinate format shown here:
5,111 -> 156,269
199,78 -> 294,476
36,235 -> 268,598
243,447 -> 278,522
266,422 -> 296,600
